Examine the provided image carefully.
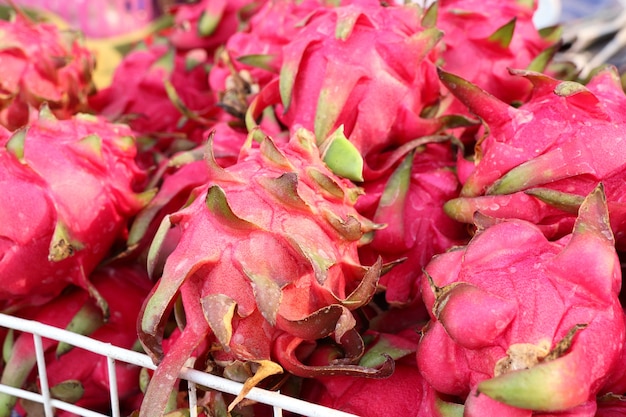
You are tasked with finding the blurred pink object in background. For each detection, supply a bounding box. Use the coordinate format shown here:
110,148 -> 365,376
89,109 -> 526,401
11,0 -> 156,37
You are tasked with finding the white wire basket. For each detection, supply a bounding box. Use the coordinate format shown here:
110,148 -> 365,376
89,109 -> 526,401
0,313 -> 358,417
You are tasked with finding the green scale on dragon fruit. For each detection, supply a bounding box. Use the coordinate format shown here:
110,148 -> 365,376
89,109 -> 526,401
417,184 -> 624,416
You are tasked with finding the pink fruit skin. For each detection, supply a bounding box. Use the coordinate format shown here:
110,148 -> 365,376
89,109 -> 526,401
601,308 -> 626,396
441,67 -> 626,250
464,386 -> 531,417
0,111 -> 147,308
418,186 -> 624,413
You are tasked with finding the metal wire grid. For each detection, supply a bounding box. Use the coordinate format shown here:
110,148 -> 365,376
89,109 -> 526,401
0,313 -> 358,417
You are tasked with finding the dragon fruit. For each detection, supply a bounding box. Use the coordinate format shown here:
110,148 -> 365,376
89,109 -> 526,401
89,39 -> 219,154
356,141 -> 469,306
435,0 -> 559,114
137,128 -> 390,417
0,10 -> 95,131
440,66 -> 626,250
417,184 -> 624,415
0,263 -> 152,417
271,0 -> 458,180
0,106 -> 149,311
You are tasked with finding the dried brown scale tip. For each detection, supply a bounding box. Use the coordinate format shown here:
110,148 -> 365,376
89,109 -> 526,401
544,323 -> 588,362
424,270 -> 444,302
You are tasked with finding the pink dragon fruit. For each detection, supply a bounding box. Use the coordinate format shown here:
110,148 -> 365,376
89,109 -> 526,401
0,263 -> 153,417
89,39 -> 219,154
435,0 -> 559,114
271,0 -> 461,180
137,128 -> 390,417
417,185 -> 625,415
440,66 -> 626,250
356,140 -> 469,306
0,10 -> 94,131
0,106 -> 149,311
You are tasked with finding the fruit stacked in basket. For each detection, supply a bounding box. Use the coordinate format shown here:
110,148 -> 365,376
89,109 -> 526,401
1,0 -> 626,416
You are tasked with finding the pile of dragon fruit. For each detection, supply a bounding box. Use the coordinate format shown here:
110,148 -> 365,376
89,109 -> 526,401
2,0 -> 626,416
